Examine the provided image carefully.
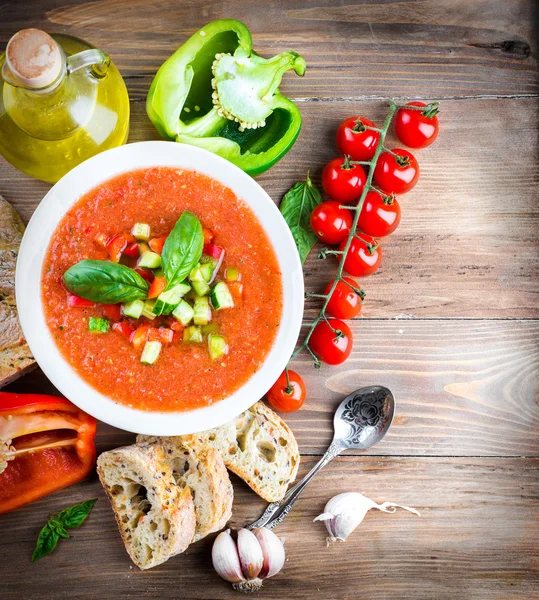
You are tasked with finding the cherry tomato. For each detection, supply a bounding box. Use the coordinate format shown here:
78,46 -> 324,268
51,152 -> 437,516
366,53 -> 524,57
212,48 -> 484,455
394,101 -> 439,149
357,191 -> 401,237
336,116 -> 380,161
324,277 -> 363,319
339,234 -> 382,277
373,148 -> 419,195
310,201 -> 353,244
309,319 -> 353,365
322,157 -> 367,204
266,370 -> 306,412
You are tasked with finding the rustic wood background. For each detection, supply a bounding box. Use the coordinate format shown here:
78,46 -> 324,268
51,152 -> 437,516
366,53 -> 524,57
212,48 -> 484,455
1,1 -> 538,599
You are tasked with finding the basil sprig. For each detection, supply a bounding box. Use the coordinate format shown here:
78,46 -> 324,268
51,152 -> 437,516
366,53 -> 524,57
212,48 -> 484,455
63,260 -> 149,304
32,499 -> 97,562
162,211 -> 204,289
279,172 -> 322,264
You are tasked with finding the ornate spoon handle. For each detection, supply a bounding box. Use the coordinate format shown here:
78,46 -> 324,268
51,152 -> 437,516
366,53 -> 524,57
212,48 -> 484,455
247,439 -> 345,530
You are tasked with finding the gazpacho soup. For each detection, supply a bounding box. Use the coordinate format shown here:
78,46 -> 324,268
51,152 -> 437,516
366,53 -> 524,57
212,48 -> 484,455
42,167 -> 283,412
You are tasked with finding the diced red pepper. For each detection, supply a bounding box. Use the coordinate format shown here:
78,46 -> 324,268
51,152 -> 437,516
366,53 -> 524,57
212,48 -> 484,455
203,243 -> 224,260
148,328 -> 174,345
149,236 -> 167,255
123,242 -> 139,258
130,323 -> 151,351
107,234 -> 128,262
148,276 -> 166,299
203,227 -> 215,245
101,304 -> 122,321
67,294 -> 95,308
94,232 -> 110,248
112,321 -> 135,339
134,267 -> 155,283
0,393 -> 97,514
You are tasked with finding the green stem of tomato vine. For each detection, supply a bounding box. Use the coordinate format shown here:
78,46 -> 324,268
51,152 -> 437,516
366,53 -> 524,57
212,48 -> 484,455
290,100 -> 406,366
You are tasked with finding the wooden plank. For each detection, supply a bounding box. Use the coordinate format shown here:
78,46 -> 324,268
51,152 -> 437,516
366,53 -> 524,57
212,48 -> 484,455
6,319 -> 538,458
1,98 -> 537,318
0,0 -> 536,99
1,456 -> 538,600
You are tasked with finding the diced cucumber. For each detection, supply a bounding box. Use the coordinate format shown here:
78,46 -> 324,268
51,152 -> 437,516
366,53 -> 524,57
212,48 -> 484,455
201,322 -> 219,336
208,334 -> 228,360
88,317 -> 109,333
131,223 -> 151,241
183,325 -> 203,344
138,251 -> 162,269
192,279 -> 210,296
193,295 -> 212,326
122,299 -> 144,319
141,340 -> 161,364
172,299 -> 195,326
153,282 -> 192,316
141,300 -> 157,320
199,262 -> 214,282
210,282 -> 234,310
225,267 -> 240,282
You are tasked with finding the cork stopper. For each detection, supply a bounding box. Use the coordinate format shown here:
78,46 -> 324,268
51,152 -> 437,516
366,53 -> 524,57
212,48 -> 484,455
5,29 -> 62,89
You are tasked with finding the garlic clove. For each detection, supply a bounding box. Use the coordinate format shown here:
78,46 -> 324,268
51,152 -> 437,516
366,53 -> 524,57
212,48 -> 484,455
212,529 -> 245,583
237,528 -> 264,580
253,527 -> 286,579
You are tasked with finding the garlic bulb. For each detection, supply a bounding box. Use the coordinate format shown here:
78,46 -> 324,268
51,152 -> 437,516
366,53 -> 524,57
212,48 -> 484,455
314,492 -> 420,544
212,527 -> 285,592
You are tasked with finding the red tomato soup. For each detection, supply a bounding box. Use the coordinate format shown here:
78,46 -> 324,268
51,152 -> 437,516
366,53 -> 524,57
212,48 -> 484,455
42,167 -> 283,412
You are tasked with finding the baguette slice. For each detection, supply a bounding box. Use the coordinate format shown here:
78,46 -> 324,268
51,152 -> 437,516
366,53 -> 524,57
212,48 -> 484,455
97,444 -> 196,570
138,401 -> 300,502
138,437 -> 233,542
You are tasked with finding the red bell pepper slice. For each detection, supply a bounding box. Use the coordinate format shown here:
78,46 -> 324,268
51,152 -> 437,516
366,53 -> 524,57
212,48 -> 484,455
148,236 -> 166,255
67,294 -> 95,308
148,276 -> 166,299
0,393 -> 97,514
203,243 -> 224,260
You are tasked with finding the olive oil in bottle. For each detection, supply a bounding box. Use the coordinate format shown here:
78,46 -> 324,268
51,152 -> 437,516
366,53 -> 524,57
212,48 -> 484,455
0,29 -> 130,183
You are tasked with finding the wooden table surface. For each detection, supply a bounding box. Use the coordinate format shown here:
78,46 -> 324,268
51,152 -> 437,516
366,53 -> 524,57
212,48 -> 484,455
1,1 -> 538,599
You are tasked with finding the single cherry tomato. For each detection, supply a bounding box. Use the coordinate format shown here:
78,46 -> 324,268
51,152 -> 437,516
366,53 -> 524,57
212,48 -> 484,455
322,157 -> 367,204
373,148 -> 419,195
101,304 -> 122,321
266,370 -> 306,413
357,191 -> 401,237
309,319 -> 353,365
394,101 -> 439,149
112,321 -> 135,339
203,227 -> 215,245
149,236 -> 167,255
339,234 -> 382,277
148,276 -> 166,299
310,201 -> 353,245
324,277 -> 363,319
336,116 -> 380,161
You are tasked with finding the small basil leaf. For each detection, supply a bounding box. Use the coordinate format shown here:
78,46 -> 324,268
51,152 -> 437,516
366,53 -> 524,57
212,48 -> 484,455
63,260 -> 149,304
56,498 -> 97,529
279,173 -> 322,264
32,524 -> 59,562
49,519 -> 69,538
162,211 -> 204,289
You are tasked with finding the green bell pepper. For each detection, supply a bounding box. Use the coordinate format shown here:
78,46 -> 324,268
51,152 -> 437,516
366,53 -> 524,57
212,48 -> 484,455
146,19 -> 306,176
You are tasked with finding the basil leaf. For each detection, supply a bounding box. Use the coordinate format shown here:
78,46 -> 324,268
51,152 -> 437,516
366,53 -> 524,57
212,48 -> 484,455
32,524 -> 59,562
63,260 -> 149,304
162,211 -> 204,289
31,499 -> 97,563
56,498 -> 97,529
279,173 -> 322,264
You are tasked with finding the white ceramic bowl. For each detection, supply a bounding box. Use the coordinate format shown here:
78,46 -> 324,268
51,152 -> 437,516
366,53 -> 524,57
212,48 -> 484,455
16,141 -> 303,435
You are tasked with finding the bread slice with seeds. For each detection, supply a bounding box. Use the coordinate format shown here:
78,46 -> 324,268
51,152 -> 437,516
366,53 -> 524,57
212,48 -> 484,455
138,401 -> 300,502
96,444 -> 196,570
137,437 -> 233,543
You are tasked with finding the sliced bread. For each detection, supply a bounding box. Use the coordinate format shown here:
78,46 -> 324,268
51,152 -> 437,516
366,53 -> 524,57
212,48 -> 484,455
96,444 -> 196,570
138,401 -> 300,502
138,437 -> 233,543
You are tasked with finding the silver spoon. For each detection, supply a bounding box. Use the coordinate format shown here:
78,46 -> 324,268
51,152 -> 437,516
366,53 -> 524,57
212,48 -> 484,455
247,385 -> 395,530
